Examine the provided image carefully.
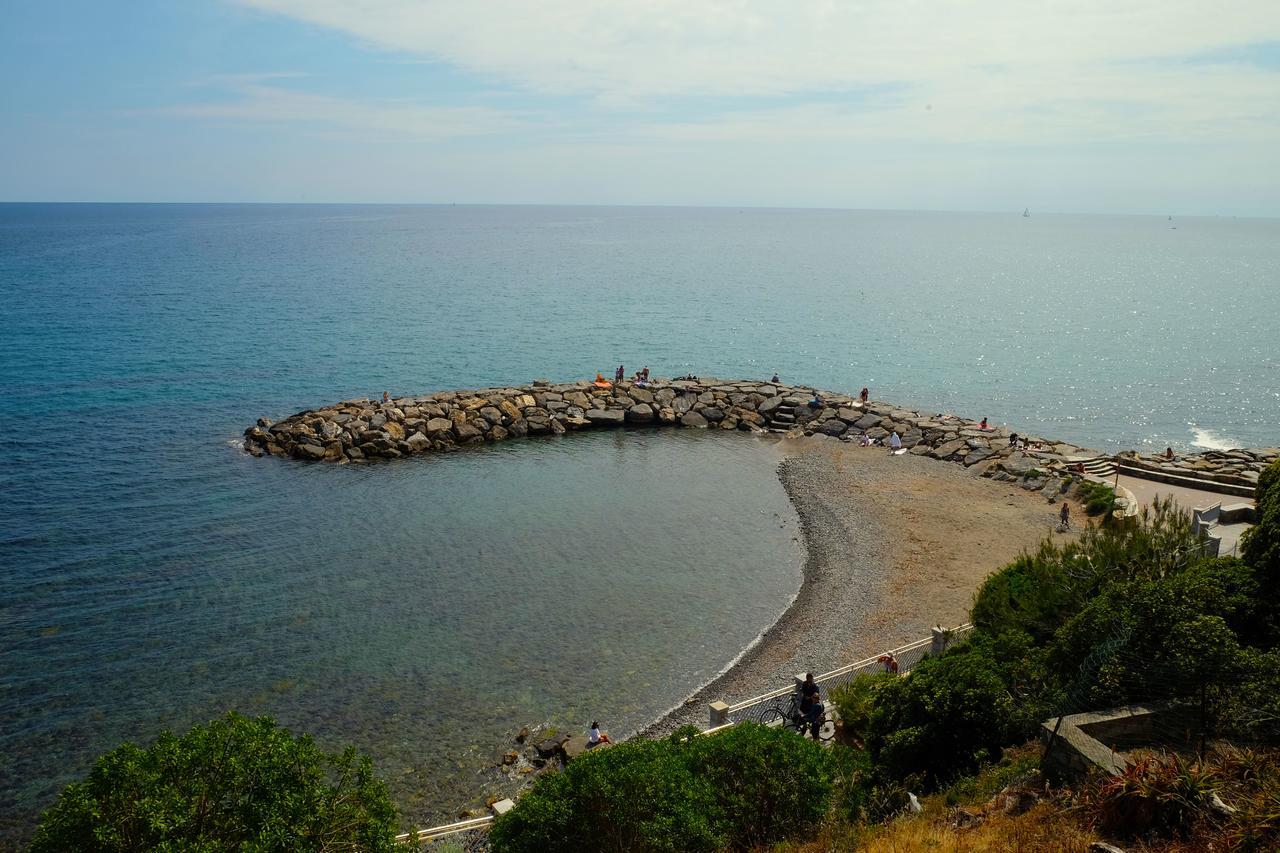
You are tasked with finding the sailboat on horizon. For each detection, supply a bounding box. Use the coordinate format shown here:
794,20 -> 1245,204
1022,207 -> 1030,217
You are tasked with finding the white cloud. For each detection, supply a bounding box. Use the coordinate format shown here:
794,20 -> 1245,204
233,1 -> 1280,99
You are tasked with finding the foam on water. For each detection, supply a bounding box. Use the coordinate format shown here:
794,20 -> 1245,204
1189,425 -> 1240,451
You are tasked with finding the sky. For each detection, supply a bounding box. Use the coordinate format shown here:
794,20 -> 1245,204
2,1 -> 1278,214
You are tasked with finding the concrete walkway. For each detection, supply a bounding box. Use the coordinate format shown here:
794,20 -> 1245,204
1113,473 -> 1254,512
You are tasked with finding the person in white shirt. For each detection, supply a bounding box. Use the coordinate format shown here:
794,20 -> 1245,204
588,721 -> 613,747
889,431 -> 902,452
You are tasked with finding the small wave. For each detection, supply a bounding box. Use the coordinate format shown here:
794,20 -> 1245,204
1189,425 -> 1238,451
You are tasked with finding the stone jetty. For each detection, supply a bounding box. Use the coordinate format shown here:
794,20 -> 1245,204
243,377 -> 1275,495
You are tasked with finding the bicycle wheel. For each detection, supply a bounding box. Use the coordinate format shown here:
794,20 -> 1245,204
758,707 -> 788,729
816,713 -> 837,742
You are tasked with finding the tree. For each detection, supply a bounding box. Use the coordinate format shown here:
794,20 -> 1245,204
30,712 -> 398,853
1242,460 -> 1280,629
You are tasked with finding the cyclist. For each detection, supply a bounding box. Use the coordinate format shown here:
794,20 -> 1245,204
798,673 -> 824,738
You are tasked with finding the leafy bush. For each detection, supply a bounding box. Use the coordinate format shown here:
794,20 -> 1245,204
829,672 -> 896,747
860,650 -> 1015,785
489,723 -> 834,853
1094,752 -> 1220,839
30,712 -> 398,853
1078,480 -> 1117,515
973,497 -> 1208,644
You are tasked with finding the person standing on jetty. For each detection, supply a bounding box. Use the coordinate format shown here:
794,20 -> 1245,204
615,364 -> 624,383
860,387 -> 869,404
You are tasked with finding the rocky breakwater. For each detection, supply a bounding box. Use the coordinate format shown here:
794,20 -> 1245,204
242,377 -> 825,462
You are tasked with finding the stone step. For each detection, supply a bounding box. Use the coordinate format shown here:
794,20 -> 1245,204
772,413 -> 796,423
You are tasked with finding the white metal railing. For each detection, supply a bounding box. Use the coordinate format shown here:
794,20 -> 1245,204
395,814 -> 494,844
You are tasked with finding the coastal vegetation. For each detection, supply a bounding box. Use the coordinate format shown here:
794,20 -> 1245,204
29,713 -> 398,853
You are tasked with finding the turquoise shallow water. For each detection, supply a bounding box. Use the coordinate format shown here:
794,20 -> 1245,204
1,203 -> 1278,840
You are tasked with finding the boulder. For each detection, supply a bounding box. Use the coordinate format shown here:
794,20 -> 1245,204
701,406 -> 726,423
626,404 -> 655,423
426,417 -> 453,436
405,432 -> 430,452
854,413 -> 882,429
838,408 -> 862,423
930,438 -> 968,460
383,421 -> 406,441
454,422 -> 483,442
586,409 -> 626,426
534,733 -> 570,758
681,411 -> 709,428
818,418 -> 848,436
758,396 -> 784,417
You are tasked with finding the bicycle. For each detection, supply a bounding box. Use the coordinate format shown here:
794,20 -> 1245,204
758,692 -> 836,741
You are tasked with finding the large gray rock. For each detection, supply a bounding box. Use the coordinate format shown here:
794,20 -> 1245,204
818,418 -> 848,436
626,403 -> 655,423
930,438 -> 968,460
701,406 -> 726,423
758,396 -> 784,417
586,409 -> 626,425
680,411 -> 709,428
405,431 -> 430,452
854,413 -> 882,429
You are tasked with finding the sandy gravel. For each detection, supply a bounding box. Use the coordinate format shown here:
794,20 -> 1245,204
642,437 -> 1082,736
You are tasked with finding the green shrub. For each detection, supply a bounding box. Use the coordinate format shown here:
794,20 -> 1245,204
1079,480 -> 1117,515
489,723 -> 833,853
973,498 -> 1208,644
30,712 -> 398,853
829,672 -> 896,747
684,722 -> 834,849
861,651 -> 1015,785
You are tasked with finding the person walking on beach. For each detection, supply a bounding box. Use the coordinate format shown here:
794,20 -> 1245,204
1059,501 -> 1070,531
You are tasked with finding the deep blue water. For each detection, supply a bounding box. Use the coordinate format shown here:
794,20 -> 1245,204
1,203 -> 1278,839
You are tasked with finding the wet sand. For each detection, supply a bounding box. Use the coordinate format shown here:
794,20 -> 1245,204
643,438 -> 1082,736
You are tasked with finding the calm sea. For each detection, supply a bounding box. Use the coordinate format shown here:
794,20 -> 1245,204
1,204 -> 1277,839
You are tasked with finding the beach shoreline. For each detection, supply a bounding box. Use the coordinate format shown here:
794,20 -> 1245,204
639,439 -> 1082,738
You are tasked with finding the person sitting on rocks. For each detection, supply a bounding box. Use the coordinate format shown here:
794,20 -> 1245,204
640,366 -> 649,381
1009,432 -> 1019,447
859,431 -> 873,447
1165,446 -> 1175,460
979,417 -> 989,430
808,394 -> 824,409
771,373 -> 780,383
382,391 -> 390,404
797,673 -> 824,738
588,721 -> 613,748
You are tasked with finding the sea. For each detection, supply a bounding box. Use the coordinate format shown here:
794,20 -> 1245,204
1,203 -> 1277,841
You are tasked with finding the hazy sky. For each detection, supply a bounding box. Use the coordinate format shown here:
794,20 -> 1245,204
3,1 -> 1278,214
